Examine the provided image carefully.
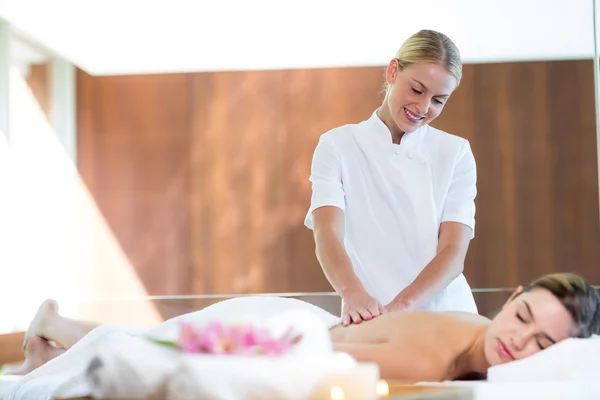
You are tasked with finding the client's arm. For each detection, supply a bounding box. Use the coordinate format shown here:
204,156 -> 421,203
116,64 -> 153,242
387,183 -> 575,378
332,342 -> 447,382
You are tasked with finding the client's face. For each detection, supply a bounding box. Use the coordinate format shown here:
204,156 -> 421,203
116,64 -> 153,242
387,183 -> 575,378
483,288 -> 576,366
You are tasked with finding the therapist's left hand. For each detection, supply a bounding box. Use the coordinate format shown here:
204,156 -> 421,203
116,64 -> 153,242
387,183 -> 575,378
385,294 -> 416,313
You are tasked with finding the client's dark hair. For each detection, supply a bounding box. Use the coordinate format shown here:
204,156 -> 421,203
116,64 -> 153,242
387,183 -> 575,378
523,273 -> 600,338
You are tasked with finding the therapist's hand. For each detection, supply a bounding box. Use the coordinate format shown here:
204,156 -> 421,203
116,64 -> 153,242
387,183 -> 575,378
385,292 -> 416,313
341,290 -> 386,326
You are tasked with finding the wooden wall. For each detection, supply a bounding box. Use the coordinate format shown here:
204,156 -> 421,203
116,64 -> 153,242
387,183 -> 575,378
435,61 -> 600,292
0,332 -> 25,365
76,60 -> 600,316
26,63 -> 51,120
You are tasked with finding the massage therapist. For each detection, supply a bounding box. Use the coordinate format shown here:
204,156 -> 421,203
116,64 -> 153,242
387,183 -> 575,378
305,30 -> 478,326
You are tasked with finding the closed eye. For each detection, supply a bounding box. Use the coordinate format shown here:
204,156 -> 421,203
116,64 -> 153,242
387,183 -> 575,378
434,98 -> 444,105
412,88 -> 422,95
536,335 -> 554,351
537,341 -> 546,350
517,314 -> 546,349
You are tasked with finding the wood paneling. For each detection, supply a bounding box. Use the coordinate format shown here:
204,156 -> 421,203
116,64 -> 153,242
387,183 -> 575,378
188,70 -> 288,295
77,60 -> 600,317
433,60 -> 600,290
0,332 -> 25,365
282,68 -> 383,292
25,63 -> 51,120
77,73 -> 194,317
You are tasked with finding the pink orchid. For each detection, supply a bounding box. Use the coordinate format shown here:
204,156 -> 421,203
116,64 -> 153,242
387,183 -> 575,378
169,321 -> 303,357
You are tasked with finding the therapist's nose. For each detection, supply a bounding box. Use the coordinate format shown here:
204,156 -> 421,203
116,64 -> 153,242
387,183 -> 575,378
416,99 -> 430,116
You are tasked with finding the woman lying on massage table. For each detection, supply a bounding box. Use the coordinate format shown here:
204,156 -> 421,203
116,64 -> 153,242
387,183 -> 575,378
11,272 -> 600,382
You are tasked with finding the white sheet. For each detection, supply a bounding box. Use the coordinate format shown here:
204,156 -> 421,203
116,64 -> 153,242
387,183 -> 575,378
3,297 -> 352,400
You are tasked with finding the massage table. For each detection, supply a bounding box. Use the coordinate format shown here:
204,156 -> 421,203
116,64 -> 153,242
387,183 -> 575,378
0,376 -> 474,399
55,386 -> 474,400
4,375 -> 600,400
58,390 -> 472,399
52,382 -> 600,399
0,372 -> 473,399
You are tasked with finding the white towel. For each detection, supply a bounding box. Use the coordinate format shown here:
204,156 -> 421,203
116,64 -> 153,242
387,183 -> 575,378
84,331 -> 181,399
145,296 -> 341,348
165,353 -> 359,400
487,336 -> 600,382
86,304 -> 344,399
4,297 -> 343,400
3,324 -> 146,400
0,376 -> 22,399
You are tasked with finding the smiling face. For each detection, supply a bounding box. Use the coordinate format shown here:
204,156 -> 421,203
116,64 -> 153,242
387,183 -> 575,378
483,288 -> 576,366
380,60 -> 458,137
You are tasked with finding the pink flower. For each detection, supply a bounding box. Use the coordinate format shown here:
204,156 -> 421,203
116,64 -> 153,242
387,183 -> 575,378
177,322 -> 202,353
170,321 -> 303,357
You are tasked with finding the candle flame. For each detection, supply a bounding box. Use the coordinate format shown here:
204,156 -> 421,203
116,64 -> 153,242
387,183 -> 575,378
376,379 -> 389,397
330,385 -> 345,400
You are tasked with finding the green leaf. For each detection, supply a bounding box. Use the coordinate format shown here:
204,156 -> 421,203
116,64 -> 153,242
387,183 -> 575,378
149,338 -> 179,349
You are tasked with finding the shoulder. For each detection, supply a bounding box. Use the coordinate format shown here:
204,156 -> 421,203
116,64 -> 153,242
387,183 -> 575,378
313,122 -> 365,161
403,311 -> 489,356
377,312 -> 476,381
423,125 -> 473,158
319,122 -> 360,144
424,125 -> 469,146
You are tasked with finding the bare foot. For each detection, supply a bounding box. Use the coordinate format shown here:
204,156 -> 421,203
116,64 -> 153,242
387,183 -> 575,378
23,299 -> 59,351
9,336 -> 64,375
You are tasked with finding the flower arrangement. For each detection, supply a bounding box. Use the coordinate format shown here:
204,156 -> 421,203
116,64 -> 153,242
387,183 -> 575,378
153,321 -> 303,357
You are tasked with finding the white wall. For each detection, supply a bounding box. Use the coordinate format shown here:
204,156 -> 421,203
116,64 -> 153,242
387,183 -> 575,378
0,0 -> 595,76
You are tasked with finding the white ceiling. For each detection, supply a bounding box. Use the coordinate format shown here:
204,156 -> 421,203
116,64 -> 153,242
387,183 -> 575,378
1,0 -> 596,76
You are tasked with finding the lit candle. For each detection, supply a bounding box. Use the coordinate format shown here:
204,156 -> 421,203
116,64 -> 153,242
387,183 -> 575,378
330,386 -> 345,400
375,380 -> 389,397
312,363 -> 380,400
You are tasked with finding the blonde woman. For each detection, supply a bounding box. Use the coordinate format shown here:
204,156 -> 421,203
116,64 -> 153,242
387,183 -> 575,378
305,30 -> 478,325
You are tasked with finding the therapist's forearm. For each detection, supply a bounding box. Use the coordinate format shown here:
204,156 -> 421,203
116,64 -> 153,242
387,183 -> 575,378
314,229 -> 366,296
393,245 -> 465,310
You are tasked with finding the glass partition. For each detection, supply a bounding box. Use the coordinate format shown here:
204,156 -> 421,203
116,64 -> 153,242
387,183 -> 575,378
75,289 -> 522,328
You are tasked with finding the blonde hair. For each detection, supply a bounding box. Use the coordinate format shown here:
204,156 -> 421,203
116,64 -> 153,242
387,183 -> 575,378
523,273 -> 600,337
393,29 -> 463,85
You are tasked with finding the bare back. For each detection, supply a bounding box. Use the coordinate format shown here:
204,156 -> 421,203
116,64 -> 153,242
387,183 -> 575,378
328,311 -> 490,382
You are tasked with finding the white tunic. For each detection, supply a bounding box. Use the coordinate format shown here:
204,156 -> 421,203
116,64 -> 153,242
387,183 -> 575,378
304,109 -> 478,313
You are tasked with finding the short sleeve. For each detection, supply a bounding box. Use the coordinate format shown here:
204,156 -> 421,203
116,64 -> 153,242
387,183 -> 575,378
304,134 -> 346,230
441,140 -> 477,238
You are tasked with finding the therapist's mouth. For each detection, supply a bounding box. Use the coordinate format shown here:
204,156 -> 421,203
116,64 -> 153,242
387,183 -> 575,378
403,107 -> 423,124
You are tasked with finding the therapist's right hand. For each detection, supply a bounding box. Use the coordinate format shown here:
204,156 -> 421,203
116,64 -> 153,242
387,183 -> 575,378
341,290 -> 386,326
